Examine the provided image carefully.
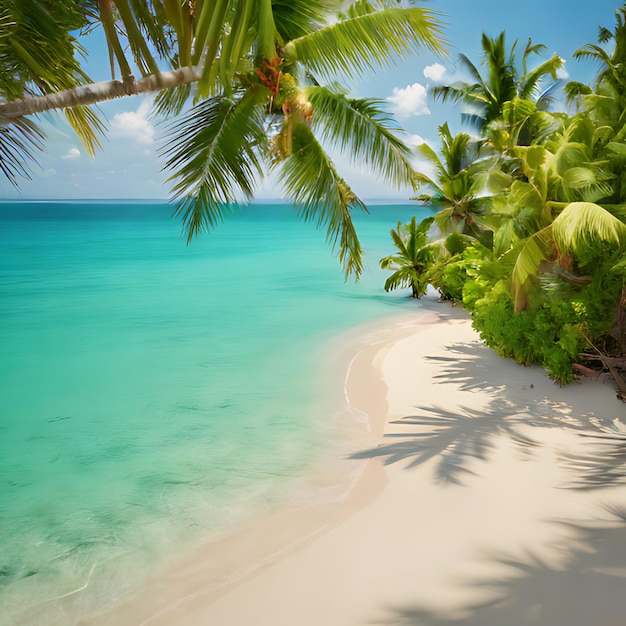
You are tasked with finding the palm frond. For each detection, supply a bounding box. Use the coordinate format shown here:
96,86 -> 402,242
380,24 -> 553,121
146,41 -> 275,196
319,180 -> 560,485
162,0 -> 193,66
457,52 -> 490,92
124,0 -> 179,64
272,0 -> 336,42
96,0 -> 133,79
278,119 -> 366,278
565,81 -> 593,105
518,54 -> 563,100
218,0 -> 255,90
522,39 -> 547,74
256,0 -> 278,60
415,141 -> 447,183
161,84 -> 269,241
285,7 -> 447,81
194,0 -> 233,95
383,267 -> 414,292
110,0 -> 162,76
153,82 -> 193,118
551,201 -> 626,254
430,83 -> 472,106
0,117 -> 44,187
4,0 -> 90,94
63,105 -> 107,157
511,225 -> 554,310
572,43 -> 613,66
307,86 -> 415,188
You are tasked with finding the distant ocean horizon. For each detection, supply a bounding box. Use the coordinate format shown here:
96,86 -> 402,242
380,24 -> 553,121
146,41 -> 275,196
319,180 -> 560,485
0,199 -> 428,625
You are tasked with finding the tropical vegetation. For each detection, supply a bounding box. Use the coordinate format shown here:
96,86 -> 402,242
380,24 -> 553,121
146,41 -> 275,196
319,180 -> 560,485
381,12 -> 626,393
0,0 -> 446,278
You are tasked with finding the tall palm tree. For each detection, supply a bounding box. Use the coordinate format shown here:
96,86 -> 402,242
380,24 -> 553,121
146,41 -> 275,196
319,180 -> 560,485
411,122 -> 493,248
566,4 -> 626,203
431,32 -> 563,137
0,0 -> 447,277
566,5 -> 626,107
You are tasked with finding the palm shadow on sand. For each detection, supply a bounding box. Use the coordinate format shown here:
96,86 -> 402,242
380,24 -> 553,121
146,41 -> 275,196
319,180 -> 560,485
561,423 -> 626,490
375,505 -> 626,626
349,334 -> 626,625
350,401 -> 541,485
350,340 -> 621,486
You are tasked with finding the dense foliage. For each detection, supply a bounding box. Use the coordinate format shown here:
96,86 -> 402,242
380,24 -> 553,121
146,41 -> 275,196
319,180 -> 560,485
381,10 -> 626,388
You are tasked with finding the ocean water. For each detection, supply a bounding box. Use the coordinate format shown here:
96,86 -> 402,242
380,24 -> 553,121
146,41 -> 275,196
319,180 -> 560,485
0,200 -> 426,624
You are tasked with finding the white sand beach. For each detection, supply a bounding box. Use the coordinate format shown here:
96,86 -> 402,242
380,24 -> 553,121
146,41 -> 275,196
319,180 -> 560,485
93,298 -> 626,626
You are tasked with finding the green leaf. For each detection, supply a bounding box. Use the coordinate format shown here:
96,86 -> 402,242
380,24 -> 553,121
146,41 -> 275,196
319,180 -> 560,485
511,225 -> 554,310
278,119 -> 367,278
552,201 -> 626,254
0,116 -> 44,187
64,105 -> 107,158
285,7 -> 447,81
307,86 -> 415,188
162,85 -> 269,241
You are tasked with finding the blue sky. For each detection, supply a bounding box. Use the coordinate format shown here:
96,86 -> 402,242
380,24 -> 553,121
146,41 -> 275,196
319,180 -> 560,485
2,0 -> 622,201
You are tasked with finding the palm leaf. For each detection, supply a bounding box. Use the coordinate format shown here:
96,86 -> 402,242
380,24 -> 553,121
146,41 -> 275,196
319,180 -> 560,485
306,86 -> 415,188
271,0 -> 333,44
387,224 -> 410,259
457,52 -> 491,94
162,0 -> 193,66
383,268 -> 414,292
511,225 -> 554,311
518,54 -> 563,100
5,1 -> 90,93
572,43 -> 613,66
278,118 -> 366,278
110,0 -> 161,76
153,82 -> 194,118
63,105 -> 107,157
284,7 -> 447,81
415,142 -> 447,184
551,201 -> 626,254
256,0 -> 278,60
96,0 -> 133,79
162,84 -> 269,241
0,116 -> 44,187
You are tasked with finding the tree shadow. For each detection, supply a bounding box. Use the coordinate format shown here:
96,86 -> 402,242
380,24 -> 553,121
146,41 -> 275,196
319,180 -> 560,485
349,401 -> 541,485
561,422 -> 626,490
350,334 -> 623,485
375,505 -> 626,626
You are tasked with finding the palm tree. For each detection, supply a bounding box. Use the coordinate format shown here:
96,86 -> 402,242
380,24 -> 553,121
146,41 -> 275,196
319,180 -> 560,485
431,32 -> 563,138
566,4 -> 626,204
566,5 -> 626,107
411,123 -> 493,248
379,215 -> 434,298
0,0 -> 446,277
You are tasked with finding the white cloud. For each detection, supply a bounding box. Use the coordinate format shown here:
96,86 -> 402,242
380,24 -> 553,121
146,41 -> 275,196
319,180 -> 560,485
405,134 -> 429,149
42,168 -> 57,176
556,62 -> 570,80
111,99 -> 155,145
387,83 -> 430,119
423,63 -> 447,83
61,147 -> 81,160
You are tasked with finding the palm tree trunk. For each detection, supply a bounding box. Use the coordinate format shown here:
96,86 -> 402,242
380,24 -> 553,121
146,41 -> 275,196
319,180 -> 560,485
0,67 -> 201,119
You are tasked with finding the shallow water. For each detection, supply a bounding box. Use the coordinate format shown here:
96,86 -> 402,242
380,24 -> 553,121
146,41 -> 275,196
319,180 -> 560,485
0,200 -> 427,624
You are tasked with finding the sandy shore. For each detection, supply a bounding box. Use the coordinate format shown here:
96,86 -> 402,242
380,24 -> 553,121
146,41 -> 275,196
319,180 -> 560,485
94,298 -> 626,626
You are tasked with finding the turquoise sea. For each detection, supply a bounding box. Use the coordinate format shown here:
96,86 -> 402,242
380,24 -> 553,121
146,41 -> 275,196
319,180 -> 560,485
0,200 -> 426,625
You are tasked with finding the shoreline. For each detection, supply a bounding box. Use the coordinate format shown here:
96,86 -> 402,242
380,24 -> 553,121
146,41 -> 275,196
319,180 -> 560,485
85,305 -> 429,625
93,298 -> 626,625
